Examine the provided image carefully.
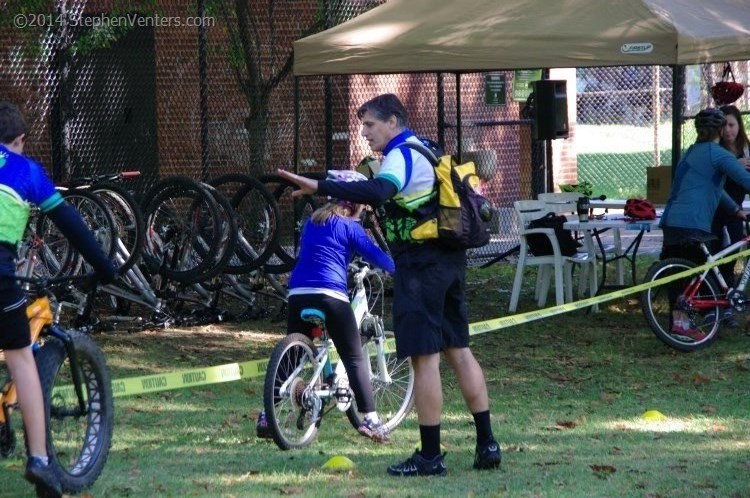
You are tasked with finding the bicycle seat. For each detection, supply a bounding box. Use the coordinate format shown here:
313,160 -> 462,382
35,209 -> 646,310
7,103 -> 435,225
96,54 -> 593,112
300,308 -> 326,327
300,308 -> 326,338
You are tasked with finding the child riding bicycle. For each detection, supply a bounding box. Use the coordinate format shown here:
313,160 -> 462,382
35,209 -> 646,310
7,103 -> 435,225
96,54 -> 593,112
0,101 -> 116,497
257,169 -> 395,442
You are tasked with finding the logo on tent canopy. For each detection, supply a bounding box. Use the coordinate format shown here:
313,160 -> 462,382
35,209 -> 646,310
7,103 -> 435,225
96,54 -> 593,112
621,43 -> 653,54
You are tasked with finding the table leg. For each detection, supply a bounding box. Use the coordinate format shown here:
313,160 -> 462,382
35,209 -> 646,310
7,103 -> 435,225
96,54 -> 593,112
613,228 -> 625,285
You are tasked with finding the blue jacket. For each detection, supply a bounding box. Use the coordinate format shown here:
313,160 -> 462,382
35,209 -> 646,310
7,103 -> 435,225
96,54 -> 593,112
660,142 -> 750,233
288,215 -> 395,297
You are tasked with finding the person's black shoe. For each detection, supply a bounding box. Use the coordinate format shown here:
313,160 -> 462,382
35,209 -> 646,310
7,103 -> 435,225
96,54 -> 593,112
256,410 -> 272,439
24,457 -> 62,497
387,451 -> 447,477
473,438 -> 501,470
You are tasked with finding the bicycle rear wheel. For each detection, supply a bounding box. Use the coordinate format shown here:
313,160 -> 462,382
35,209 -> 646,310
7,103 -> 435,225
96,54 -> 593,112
35,189 -> 117,277
640,258 -> 721,351
141,177 -> 223,283
346,330 -> 414,433
209,174 -> 280,273
260,174 -> 318,274
263,333 -> 321,450
197,183 -> 239,280
87,182 -> 144,274
35,329 -> 114,493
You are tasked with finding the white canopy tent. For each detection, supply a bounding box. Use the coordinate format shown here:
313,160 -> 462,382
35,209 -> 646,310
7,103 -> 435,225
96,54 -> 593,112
294,0 -> 750,75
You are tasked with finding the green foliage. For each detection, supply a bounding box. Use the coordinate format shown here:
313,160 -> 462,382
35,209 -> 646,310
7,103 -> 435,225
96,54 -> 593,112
0,0 -> 159,58
559,180 -> 594,197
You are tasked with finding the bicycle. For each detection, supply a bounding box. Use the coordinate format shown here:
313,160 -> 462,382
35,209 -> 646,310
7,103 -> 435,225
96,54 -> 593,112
67,170 -> 145,274
640,230 -> 750,351
0,274 -> 114,494
263,261 -> 414,450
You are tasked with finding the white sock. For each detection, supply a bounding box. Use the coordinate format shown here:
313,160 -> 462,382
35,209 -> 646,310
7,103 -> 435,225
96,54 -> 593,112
364,412 -> 380,423
30,455 -> 49,465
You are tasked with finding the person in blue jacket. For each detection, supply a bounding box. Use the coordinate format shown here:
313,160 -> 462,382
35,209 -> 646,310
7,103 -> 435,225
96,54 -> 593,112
257,169 -> 395,442
660,107 -> 750,340
0,101 -> 116,497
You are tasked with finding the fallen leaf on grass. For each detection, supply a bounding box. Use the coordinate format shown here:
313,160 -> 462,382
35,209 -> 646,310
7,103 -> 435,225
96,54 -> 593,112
590,464 -> 616,478
692,373 -> 710,385
556,420 -> 578,429
238,470 -> 260,479
609,446 -> 623,455
694,481 -> 717,489
280,486 -> 304,495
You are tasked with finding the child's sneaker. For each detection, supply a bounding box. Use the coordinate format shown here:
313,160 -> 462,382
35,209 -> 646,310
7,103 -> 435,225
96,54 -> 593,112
723,309 -> 740,328
24,457 -> 62,497
387,451 -> 447,476
256,410 -> 271,439
357,416 -> 389,442
671,322 -> 706,341
473,438 -> 501,469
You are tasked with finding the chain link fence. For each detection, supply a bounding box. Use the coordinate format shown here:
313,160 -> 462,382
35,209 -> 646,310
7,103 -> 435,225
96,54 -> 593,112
1,1 -> 748,263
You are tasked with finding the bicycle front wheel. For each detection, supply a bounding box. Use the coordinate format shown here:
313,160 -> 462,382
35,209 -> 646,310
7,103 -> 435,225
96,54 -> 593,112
346,330 -> 414,433
640,257 -> 721,351
263,333 -> 321,450
35,329 -> 114,493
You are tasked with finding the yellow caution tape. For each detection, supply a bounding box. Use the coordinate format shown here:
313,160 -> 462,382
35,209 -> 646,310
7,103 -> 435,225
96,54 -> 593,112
469,247 -> 750,336
71,248 -> 749,398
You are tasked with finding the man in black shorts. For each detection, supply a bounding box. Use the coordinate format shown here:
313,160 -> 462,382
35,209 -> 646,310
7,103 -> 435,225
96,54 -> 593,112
277,93 -> 501,476
0,101 -> 116,497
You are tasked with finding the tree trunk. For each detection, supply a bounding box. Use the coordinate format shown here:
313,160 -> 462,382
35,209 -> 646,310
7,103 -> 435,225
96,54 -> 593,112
244,106 -> 268,178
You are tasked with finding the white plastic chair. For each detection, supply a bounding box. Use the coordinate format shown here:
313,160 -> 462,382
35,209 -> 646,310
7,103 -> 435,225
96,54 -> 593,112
537,192 -> 581,215
509,200 -> 598,312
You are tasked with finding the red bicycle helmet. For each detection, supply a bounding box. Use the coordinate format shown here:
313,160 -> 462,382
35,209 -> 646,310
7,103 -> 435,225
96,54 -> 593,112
624,198 -> 656,220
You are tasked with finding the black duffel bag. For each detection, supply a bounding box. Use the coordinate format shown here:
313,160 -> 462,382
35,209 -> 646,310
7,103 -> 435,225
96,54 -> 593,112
526,213 -> 581,256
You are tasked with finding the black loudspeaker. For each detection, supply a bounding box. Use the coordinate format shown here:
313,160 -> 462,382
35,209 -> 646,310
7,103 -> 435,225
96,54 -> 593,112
532,80 -> 569,140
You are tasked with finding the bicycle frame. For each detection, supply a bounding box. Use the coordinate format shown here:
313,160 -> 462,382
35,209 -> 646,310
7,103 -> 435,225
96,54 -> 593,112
0,296 -> 87,427
277,264 -> 392,413
680,234 -> 750,312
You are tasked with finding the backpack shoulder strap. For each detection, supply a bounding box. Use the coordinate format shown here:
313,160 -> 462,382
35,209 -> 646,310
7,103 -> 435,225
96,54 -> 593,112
396,141 -> 440,189
396,141 -> 440,167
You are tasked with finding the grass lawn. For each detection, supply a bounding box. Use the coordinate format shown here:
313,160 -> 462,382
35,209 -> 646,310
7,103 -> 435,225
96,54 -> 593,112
2,257 -> 750,497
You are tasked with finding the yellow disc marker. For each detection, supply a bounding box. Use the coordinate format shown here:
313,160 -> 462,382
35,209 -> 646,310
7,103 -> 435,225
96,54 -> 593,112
322,455 -> 355,472
641,409 -> 667,421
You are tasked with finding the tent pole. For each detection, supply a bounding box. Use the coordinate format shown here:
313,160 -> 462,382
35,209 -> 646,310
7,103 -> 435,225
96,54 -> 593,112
325,75 -> 332,170
671,64 -> 685,168
294,76 -> 300,175
456,73 -> 462,162
437,73 -> 445,150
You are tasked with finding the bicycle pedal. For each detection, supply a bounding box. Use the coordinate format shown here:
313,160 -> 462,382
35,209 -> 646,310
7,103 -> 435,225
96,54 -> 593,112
334,387 -> 353,412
